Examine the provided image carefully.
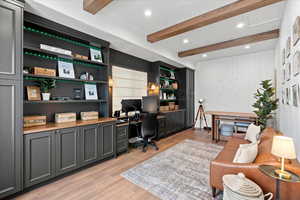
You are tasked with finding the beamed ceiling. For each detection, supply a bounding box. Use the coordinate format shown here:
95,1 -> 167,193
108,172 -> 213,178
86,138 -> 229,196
26,0 -> 285,68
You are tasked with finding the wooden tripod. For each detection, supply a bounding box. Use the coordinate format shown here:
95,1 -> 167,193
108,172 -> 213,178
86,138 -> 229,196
193,104 -> 208,129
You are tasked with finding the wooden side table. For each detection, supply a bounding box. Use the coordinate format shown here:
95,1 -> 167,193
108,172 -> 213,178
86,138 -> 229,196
259,165 -> 300,200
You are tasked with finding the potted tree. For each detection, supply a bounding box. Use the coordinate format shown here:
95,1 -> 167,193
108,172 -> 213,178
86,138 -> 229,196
36,79 -> 56,101
252,80 -> 278,129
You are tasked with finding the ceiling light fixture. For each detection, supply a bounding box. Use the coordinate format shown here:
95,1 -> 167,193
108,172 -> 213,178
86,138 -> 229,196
144,9 -> 152,17
202,54 -> 207,58
236,22 -> 245,29
245,45 -> 251,49
183,39 -> 189,44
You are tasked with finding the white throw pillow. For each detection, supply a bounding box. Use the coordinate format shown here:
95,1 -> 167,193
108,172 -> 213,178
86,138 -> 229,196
233,142 -> 258,163
244,124 -> 261,143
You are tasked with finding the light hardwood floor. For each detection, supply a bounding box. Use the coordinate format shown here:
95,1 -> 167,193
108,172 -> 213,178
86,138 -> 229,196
15,129 -> 225,200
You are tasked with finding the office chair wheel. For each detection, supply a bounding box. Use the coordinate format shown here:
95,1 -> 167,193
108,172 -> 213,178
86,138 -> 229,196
142,146 -> 147,152
155,146 -> 159,151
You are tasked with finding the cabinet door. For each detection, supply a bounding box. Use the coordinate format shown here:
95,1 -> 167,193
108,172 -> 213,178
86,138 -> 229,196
56,128 -> 79,175
99,122 -> 116,159
79,125 -> 98,166
0,80 -> 22,197
0,0 -> 22,80
24,131 -> 55,188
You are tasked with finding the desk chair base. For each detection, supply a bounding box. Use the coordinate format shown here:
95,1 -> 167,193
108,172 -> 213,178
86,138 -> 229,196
142,138 -> 159,152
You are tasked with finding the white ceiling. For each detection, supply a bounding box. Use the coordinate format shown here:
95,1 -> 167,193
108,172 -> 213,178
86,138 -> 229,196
25,0 -> 286,68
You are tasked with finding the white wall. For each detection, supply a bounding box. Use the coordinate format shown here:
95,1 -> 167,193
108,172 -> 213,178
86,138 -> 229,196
276,0 -> 300,160
195,50 -> 275,127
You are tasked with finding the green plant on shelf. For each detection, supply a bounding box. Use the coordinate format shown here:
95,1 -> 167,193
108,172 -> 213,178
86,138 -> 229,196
23,26 -> 101,50
36,79 -> 56,93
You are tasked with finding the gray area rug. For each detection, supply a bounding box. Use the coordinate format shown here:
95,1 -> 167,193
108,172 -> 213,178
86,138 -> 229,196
121,139 -> 223,200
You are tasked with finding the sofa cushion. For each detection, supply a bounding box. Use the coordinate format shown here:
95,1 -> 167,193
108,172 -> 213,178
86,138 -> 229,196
233,142 -> 258,163
244,124 -> 261,143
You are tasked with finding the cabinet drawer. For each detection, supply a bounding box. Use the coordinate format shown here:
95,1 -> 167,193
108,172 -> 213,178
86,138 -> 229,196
117,140 -> 128,153
116,126 -> 128,140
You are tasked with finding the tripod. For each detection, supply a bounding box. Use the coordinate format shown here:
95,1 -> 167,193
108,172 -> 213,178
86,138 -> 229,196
194,103 -> 208,130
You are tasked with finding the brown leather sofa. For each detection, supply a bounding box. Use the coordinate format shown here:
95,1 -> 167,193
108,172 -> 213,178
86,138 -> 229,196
210,128 -> 300,200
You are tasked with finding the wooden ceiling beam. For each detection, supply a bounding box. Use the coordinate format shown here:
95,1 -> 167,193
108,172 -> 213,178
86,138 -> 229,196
178,29 -> 279,57
147,0 -> 283,43
83,0 -> 113,15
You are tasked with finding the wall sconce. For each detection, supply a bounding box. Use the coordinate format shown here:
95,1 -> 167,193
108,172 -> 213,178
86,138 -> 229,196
109,77 -> 114,87
150,83 -> 156,91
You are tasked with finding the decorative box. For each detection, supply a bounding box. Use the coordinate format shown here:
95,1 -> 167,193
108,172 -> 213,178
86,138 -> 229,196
169,102 -> 176,110
73,53 -> 88,60
24,115 -> 46,127
175,105 -> 179,110
33,67 -> 56,77
81,111 -> 98,121
55,112 -> 76,123
160,106 -> 169,112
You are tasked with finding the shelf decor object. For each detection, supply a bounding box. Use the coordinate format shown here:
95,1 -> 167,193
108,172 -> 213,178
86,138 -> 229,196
55,112 -> 76,123
90,48 -> 103,63
23,115 -> 47,128
33,67 -> 56,77
81,111 -> 99,121
84,84 -> 98,100
40,44 -> 72,56
58,61 -> 75,79
26,86 -> 41,101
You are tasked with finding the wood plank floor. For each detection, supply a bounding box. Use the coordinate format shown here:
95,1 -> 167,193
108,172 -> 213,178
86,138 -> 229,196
15,129 -> 225,200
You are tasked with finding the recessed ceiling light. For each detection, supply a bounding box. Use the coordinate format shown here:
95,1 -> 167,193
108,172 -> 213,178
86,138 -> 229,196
144,9 -> 152,17
245,45 -> 251,49
236,22 -> 245,29
183,39 -> 189,44
202,54 -> 207,58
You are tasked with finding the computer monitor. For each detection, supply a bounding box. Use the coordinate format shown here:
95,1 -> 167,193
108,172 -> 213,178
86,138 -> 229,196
142,96 -> 158,113
121,99 -> 142,114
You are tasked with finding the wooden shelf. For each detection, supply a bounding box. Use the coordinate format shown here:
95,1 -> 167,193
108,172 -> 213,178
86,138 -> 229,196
160,77 -> 177,82
24,100 -> 107,104
24,74 -> 108,84
23,118 -> 117,134
24,45 -> 108,67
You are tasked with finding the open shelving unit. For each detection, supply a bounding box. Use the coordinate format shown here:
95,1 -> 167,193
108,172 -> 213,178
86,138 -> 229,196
23,12 -> 111,123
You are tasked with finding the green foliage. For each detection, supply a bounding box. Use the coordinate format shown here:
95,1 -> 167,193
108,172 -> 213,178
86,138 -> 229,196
252,80 -> 278,129
36,79 -> 56,93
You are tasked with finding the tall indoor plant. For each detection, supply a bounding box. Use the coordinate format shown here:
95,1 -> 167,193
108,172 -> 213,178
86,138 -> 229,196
36,79 -> 56,101
252,80 -> 278,129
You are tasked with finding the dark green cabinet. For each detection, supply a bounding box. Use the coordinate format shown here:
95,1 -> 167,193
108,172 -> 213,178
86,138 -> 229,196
165,110 -> 185,135
0,0 -> 23,198
79,125 -> 98,166
56,128 -> 79,175
116,124 -> 129,155
24,131 -> 56,188
100,122 -> 116,159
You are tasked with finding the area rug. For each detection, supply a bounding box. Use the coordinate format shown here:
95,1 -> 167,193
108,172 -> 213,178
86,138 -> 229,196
121,139 -> 223,200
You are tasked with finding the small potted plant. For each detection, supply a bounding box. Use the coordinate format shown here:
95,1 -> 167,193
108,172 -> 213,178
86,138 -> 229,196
36,79 -> 56,101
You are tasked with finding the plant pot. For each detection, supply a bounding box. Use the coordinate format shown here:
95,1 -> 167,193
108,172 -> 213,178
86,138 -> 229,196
42,93 -> 50,101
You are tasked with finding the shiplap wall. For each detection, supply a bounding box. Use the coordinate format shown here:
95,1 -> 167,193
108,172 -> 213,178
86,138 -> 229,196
194,50 -> 275,127
112,66 -> 147,113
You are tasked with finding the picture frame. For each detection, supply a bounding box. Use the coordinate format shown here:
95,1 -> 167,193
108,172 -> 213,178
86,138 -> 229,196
293,16 -> 300,46
73,88 -> 83,100
292,84 -> 298,107
84,84 -> 98,100
27,86 -> 41,101
293,51 -> 300,76
282,48 -> 286,65
90,48 -> 103,63
58,61 -> 75,79
286,62 -> 292,81
286,36 -> 291,58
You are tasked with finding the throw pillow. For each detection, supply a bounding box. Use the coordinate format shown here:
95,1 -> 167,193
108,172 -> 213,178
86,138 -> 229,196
244,124 -> 261,143
233,142 -> 258,163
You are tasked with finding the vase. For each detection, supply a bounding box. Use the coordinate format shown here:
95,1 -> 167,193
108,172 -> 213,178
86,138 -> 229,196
42,93 -> 50,101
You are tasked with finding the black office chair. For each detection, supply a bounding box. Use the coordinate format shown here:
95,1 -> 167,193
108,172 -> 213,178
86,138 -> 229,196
141,113 -> 159,152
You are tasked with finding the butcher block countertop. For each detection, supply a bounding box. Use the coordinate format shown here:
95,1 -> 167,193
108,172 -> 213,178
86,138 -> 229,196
23,118 -> 117,135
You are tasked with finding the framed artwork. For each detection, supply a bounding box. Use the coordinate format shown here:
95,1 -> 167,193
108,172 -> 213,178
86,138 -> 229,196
293,51 -> 300,76
84,84 -> 98,100
90,48 -> 103,63
286,62 -> 292,81
27,86 -> 41,101
293,16 -> 300,46
286,36 -> 291,58
292,84 -> 298,107
286,87 -> 290,105
282,48 -> 286,65
58,61 -> 75,78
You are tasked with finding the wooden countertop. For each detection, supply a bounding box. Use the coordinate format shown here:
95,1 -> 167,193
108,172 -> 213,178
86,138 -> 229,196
205,111 -> 257,118
23,118 -> 117,135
